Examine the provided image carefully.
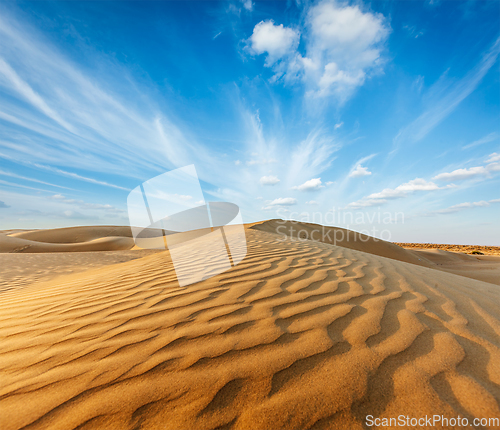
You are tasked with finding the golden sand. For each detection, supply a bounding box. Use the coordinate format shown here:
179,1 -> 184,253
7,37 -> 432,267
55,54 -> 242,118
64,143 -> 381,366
0,221 -> 499,429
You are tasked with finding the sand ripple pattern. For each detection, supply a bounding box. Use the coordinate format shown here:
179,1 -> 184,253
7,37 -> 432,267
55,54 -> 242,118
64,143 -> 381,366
0,230 -> 499,429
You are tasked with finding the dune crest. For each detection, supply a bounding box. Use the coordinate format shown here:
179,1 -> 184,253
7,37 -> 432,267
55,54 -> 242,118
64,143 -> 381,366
250,219 -> 434,267
0,226 -> 499,430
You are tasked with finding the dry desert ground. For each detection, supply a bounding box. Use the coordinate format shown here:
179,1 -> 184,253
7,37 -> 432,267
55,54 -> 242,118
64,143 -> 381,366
0,220 -> 499,429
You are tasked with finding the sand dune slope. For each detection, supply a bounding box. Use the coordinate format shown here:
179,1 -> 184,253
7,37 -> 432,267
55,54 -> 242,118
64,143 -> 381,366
411,249 -> 500,286
251,220 -> 434,268
0,229 -> 499,430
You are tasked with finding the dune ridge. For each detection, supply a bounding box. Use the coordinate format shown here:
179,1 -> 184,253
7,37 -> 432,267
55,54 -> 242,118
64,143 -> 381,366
0,226 -> 499,429
0,232 -> 134,253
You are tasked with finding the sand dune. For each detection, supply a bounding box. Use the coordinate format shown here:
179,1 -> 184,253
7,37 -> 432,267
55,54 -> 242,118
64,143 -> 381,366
0,226 -> 181,253
250,220 -> 434,268
8,226 -> 134,243
0,223 -> 499,430
0,232 -> 134,253
0,226 -> 136,253
410,249 -> 500,287
397,242 -> 500,256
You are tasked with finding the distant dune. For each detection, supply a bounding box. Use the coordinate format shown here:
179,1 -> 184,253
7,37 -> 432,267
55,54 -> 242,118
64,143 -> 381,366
0,221 -> 499,429
396,242 -> 500,256
0,226 -> 135,253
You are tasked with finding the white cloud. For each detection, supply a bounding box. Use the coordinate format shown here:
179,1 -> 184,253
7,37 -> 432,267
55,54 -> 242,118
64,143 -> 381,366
347,198 -> 387,209
260,175 -> 280,185
246,0 -> 390,102
334,122 -> 343,129
292,178 -> 324,191
306,200 -> 319,205
308,2 -> 389,56
247,20 -> 300,66
433,156 -> 500,182
268,197 -> 297,206
304,0 -> 390,100
348,178 -> 448,208
369,178 -> 440,199
349,164 -> 371,178
433,166 -> 488,181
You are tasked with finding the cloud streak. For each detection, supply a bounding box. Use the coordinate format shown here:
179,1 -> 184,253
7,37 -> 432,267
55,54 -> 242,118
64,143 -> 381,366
391,36 -> 500,154
348,178 -> 451,208
433,154 -> 500,181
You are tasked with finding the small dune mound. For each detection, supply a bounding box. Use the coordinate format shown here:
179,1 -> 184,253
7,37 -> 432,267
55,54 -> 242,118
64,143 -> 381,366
0,233 -> 135,253
0,226 -> 499,429
0,226 -> 136,253
8,225 -> 134,243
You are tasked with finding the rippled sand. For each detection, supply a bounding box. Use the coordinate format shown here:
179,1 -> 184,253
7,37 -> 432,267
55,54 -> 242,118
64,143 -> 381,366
0,223 -> 499,429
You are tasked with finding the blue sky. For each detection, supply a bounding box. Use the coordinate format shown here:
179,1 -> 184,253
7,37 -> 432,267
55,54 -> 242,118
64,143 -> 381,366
0,0 -> 499,244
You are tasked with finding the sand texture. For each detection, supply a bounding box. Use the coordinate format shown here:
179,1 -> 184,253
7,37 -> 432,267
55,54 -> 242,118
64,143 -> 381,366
0,222 -> 499,429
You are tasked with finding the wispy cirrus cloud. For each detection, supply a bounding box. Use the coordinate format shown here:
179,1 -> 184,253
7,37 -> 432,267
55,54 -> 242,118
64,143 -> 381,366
423,198 -> 500,216
48,194 -> 125,213
0,169 -> 74,190
436,200 -> 491,214
487,153 -> 500,163
0,8 -> 214,183
462,132 -> 498,150
391,36 -> 500,154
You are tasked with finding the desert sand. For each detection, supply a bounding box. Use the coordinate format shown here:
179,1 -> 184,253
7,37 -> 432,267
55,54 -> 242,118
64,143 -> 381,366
0,220 -> 499,429
396,243 -> 500,256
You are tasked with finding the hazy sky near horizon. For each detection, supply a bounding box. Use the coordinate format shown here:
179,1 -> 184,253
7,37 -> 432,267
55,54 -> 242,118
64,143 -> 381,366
0,0 -> 499,244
